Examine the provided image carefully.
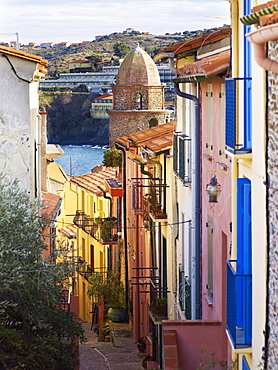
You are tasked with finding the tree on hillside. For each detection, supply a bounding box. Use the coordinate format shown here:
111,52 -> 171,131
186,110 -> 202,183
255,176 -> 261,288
113,41 -> 132,58
0,176 -> 84,370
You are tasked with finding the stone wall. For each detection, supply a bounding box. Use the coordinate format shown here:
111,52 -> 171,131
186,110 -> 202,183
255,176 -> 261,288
109,111 -> 166,147
266,40 -> 278,367
112,85 -> 164,111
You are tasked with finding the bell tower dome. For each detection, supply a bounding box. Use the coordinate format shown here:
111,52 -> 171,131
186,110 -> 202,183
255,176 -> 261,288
108,45 -> 167,147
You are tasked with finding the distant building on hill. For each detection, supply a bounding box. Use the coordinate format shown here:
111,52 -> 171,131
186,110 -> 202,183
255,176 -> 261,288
90,94 -> 113,118
68,59 -> 92,73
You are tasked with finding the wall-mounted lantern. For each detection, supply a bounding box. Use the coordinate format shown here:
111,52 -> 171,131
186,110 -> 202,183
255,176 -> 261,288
206,176 -> 221,203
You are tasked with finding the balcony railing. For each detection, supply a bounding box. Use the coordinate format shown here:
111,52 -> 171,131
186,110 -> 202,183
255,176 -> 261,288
225,78 -> 252,154
149,179 -> 167,220
132,178 -> 167,220
77,264 -> 94,281
227,260 -> 252,348
178,267 -> 191,319
149,277 -> 168,320
73,210 -> 94,233
173,132 -> 191,184
73,212 -> 119,244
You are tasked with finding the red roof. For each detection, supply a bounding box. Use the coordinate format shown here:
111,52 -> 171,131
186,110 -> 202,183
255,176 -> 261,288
157,27 -> 231,57
116,121 -> 176,153
41,192 -> 61,224
69,59 -> 90,63
176,50 -> 230,79
95,94 -> 113,100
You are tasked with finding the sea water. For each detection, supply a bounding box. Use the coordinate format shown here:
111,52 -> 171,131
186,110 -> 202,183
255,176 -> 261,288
54,145 -> 108,177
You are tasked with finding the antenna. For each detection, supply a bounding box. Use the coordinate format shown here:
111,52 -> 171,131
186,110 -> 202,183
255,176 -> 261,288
0,32 -> 19,50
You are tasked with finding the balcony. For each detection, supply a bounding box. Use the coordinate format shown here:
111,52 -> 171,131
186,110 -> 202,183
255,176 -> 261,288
173,132 -> 191,185
73,212 -> 119,244
77,264 -> 94,281
149,179 -> 167,221
132,178 -> 167,221
178,266 -> 191,319
227,260 -> 252,348
73,210 -> 94,233
149,277 -> 168,322
225,78 -> 252,155
90,217 -> 119,244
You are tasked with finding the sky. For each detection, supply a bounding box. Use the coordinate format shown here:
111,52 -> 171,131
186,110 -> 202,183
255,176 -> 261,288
0,0 -> 230,45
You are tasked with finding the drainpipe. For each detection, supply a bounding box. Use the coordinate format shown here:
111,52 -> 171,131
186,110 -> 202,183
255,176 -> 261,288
97,186 -> 112,217
246,23 -> 278,73
174,83 -> 201,320
114,143 -> 129,315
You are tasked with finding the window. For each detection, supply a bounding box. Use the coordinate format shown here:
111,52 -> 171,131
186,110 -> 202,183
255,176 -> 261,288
149,118 -> 158,128
173,132 -> 191,184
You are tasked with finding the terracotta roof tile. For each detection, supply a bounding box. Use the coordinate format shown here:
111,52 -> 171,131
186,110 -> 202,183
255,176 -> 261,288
59,224 -> 77,239
70,165 -> 117,195
157,28 -> 231,57
116,121 -> 176,153
41,192 -> 61,224
0,45 -> 48,67
176,50 -> 230,80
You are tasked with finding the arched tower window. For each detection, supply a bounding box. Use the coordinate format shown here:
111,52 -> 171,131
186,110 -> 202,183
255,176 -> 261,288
135,92 -> 143,110
149,118 -> 158,128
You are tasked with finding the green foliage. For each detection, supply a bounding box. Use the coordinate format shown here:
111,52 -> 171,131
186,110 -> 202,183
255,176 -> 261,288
113,41 -> 132,58
156,297 -> 167,306
88,266 -> 125,309
197,350 -> 237,370
0,175 -> 84,369
103,147 -> 123,167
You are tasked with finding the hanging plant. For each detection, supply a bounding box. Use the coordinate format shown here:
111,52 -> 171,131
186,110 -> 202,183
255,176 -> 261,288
103,147 -> 123,167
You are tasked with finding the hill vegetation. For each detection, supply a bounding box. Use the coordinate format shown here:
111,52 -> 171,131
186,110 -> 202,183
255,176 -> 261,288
22,27 -> 229,76
34,26 -> 229,145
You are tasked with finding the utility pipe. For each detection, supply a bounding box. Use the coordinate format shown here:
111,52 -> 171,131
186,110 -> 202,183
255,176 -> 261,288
247,23 -> 278,73
174,83 -> 201,320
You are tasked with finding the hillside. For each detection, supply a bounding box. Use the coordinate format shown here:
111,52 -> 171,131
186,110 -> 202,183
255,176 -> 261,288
21,27 -> 228,76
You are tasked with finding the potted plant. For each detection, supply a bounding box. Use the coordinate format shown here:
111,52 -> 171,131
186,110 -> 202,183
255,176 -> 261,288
155,297 -> 167,317
87,267 -> 126,323
103,147 -> 123,167
136,337 -> 146,353
102,218 -> 118,242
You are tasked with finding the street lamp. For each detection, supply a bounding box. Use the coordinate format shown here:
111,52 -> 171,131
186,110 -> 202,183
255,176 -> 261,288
206,176 -> 221,203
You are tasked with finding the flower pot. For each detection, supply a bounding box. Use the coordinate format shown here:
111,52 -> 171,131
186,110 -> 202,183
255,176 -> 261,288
137,342 -> 146,353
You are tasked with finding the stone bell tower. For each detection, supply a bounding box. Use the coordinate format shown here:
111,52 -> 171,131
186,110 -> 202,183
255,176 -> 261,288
108,45 -> 167,147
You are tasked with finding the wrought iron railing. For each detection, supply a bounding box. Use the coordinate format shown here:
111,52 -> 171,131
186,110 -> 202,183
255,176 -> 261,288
149,179 -> 167,219
178,267 -> 191,319
149,277 -> 168,320
227,260 -> 252,348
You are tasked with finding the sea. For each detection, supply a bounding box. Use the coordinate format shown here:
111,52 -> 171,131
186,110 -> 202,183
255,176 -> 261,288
54,145 -> 108,177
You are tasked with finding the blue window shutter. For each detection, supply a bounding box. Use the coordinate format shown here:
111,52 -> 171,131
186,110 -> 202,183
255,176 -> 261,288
243,182 -> 252,274
225,79 -> 237,149
242,356 -> 250,370
236,178 -> 252,332
237,178 -> 248,273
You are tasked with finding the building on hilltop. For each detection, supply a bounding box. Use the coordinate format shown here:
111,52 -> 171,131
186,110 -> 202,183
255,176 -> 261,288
90,94 -> 113,119
108,45 -> 169,147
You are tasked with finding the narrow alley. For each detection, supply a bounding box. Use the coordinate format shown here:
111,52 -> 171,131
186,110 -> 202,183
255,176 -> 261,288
79,321 -> 145,370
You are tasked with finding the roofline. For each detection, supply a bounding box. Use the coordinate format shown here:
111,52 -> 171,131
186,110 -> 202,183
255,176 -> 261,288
0,45 -> 48,66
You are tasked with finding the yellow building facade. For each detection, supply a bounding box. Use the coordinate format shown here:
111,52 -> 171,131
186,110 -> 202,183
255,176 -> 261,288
57,165 -> 122,322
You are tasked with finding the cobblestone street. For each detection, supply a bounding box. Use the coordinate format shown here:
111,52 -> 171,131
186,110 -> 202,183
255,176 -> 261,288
79,322 -> 145,370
